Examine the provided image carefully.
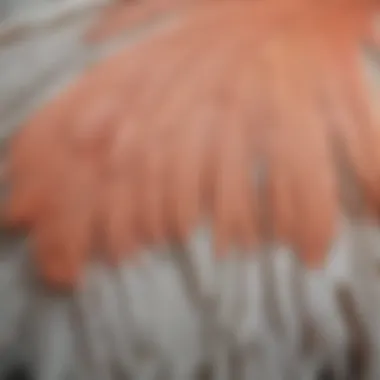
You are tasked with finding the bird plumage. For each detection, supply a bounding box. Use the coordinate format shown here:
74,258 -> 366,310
3,1 -> 380,379
6,0 -> 380,287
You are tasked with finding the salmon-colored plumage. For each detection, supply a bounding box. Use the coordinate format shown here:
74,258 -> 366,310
6,0 -> 380,288
87,0 -> 192,42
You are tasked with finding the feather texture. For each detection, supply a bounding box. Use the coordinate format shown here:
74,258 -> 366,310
6,0 -> 380,289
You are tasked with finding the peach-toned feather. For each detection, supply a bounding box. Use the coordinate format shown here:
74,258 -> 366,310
6,0 -> 380,288
87,0 -> 196,42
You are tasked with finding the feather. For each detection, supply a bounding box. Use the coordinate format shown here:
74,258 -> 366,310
6,0 -> 380,289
